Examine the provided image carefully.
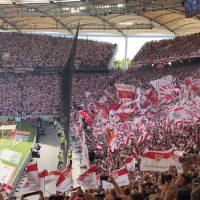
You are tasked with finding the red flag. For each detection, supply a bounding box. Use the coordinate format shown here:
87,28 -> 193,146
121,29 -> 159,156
79,109 -> 95,126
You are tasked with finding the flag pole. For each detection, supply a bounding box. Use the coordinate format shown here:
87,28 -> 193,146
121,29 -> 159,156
43,170 -> 46,197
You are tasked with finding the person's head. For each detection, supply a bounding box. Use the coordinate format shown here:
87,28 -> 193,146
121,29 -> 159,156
191,185 -> 200,200
124,187 -> 131,196
175,187 -> 191,200
130,192 -> 144,200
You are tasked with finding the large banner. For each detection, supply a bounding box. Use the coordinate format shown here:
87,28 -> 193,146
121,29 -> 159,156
140,148 -> 174,172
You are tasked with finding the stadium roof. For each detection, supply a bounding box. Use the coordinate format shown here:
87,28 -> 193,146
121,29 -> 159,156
0,0 -> 199,36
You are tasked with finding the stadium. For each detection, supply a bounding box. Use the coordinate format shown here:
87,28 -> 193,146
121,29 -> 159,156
0,0 -> 199,200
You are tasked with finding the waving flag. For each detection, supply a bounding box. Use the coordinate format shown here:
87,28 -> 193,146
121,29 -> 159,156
115,83 -> 135,101
99,95 -> 109,104
56,164 -> 73,193
76,165 -> 98,189
102,167 -> 129,190
21,162 -> 39,193
150,75 -> 176,103
124,152 -> 136,171
38,170 -> 49,193
167,99 -> 192,126
97,141 -> 103,151
107,130 -> 117,152
2,183 -> 13,194
26,162 -> 39,185
171,150 -> 184,173
185,77 -> 200,93
48,171 -> 62,182
0,183 -> 7,199
140,148 -> 174,172
79,109 -> 96,126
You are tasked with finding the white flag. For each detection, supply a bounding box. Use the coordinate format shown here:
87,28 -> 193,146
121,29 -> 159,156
21,162 -> 39,193
102,167 -> 129,190
140,148 -> 174,172
76,165 -> 97,189
56,164 -> 73,193
124,152 -> 136,171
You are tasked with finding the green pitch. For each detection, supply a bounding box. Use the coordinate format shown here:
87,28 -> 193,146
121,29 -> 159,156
0,122 -> 35,179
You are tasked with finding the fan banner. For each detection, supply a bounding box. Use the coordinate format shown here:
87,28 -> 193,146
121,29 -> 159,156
115,83 -> 135,100
140,148 -> 174,172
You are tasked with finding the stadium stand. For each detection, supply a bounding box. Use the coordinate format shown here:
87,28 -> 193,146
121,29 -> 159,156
0,32 -> 199,200
133,33 -> 200,63
0,32 -> 115,69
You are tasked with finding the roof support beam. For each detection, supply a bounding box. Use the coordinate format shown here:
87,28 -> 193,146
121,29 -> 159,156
137,12 -> 177,35
173,22 -> 200,31
38,9 -> 74,35
1,18 -> 21,32
163,17 -> 184,25
152,12 -> 173,20
94,15 -> 125,36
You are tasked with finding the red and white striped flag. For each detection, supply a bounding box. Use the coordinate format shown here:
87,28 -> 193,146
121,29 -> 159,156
2,183 -> 13,194
56,164 -> 73,193
102,167 -> 129,190
124,152 -> 136,171
140,148 -> 174,172
97,141 -> 103,151
115,83 -> 135,101
76,165 -> 98,189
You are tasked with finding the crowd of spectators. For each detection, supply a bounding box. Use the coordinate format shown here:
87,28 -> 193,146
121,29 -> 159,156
72,60 -> 200,106
68,60 -> 200,200
133,33 -> 200,62
0,54 -> 198,200
0,73 -> 61,116
0,32 -> 115,69
0,60 -> 199,117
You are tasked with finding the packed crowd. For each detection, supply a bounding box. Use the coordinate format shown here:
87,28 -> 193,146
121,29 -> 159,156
0,58 -> 199,200
68,61 -> 200,200
0,74 -> 61,116
72,61 -> 200,106
133,33 -> 200,62
0,32 -> 115,69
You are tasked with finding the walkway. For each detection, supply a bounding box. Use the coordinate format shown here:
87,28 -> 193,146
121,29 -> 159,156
15,123 -> 82,198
